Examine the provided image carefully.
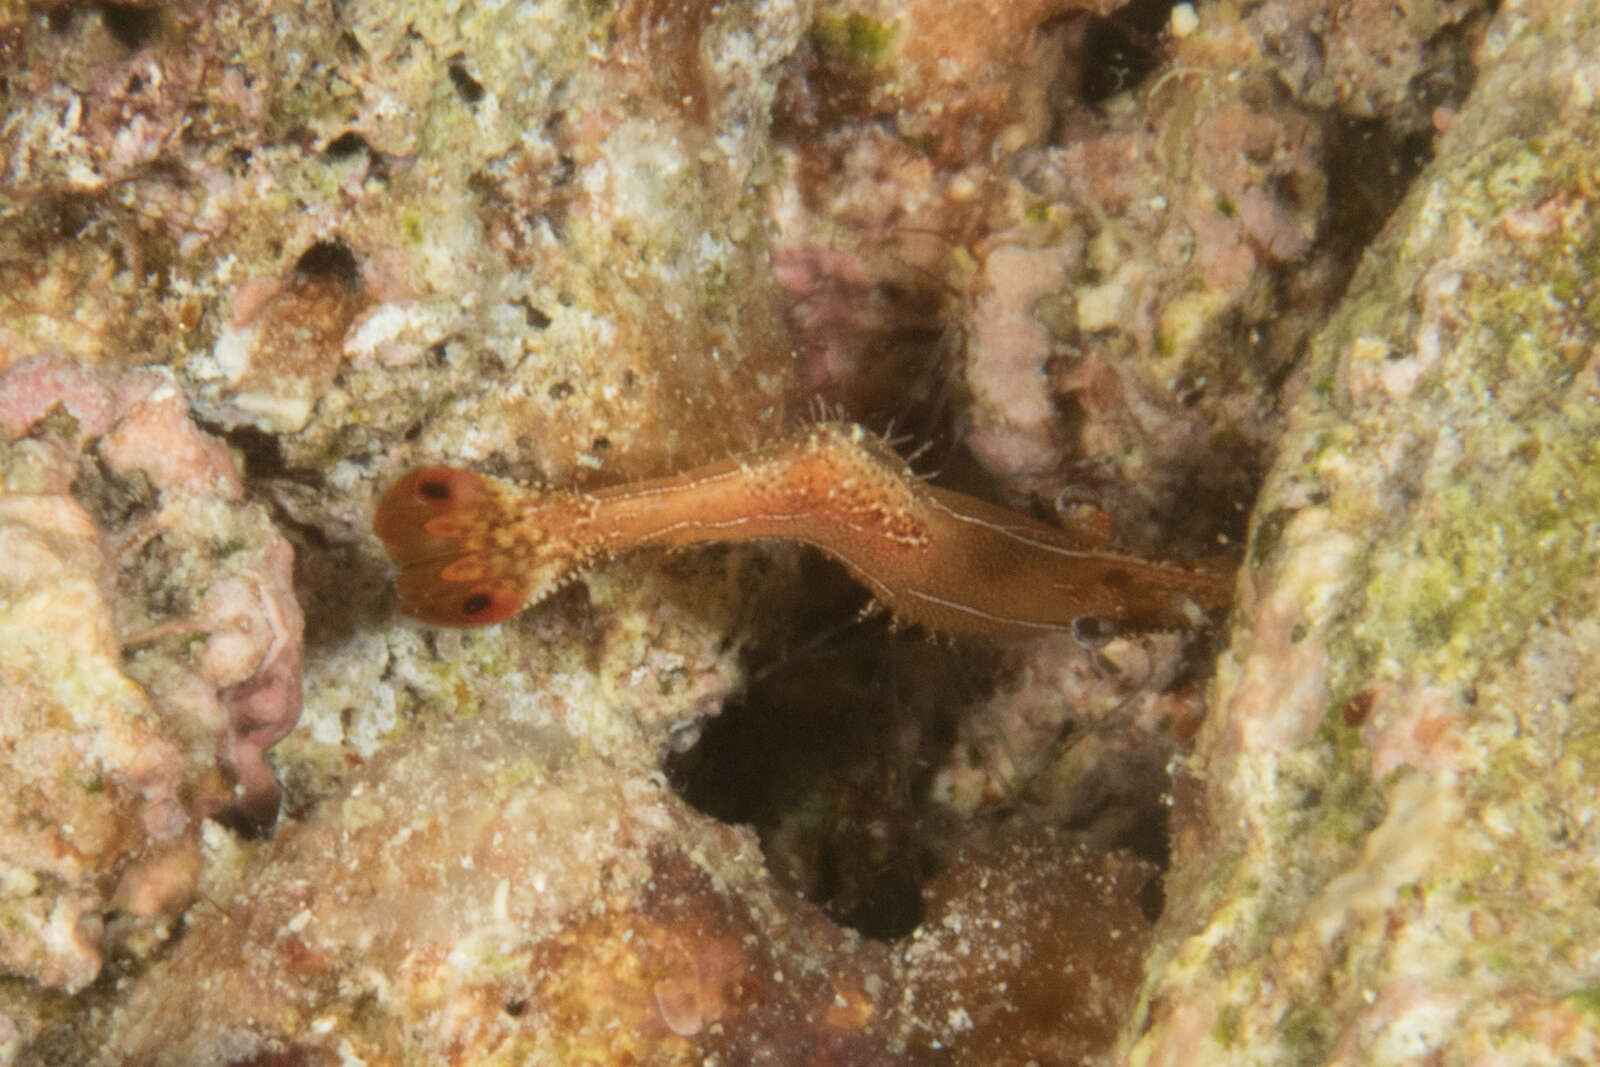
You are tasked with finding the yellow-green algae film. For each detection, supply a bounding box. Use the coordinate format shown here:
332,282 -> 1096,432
1129,1 -> 1600,1062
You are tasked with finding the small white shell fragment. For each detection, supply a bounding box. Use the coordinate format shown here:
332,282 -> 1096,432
1170,3 -> 1198,37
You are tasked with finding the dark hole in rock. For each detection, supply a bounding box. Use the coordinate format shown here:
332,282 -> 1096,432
322,130 -> 372,160
448,61 -> 486,104
338,29 -> 366,59
551,153 -> 577,187
100,3 -> 161,49
665,569 -> 985,941
44,192 -> 97,241
1078,0 -> 1174,105
672,619 -> 1190,942
666,639 -> 931,940
1137,870 -> 1166,922
522,302 -> 552,329
212,424 -> 324,492
210,798 -> 278,840
1324,116 -> 1437,260
292,238 -> 361,290
220,424 -> 291,480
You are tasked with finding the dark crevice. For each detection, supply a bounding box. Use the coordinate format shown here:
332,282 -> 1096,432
519,298 -> 553,329
448,59 -> 486,104
1321,116 -> 1435,262
667,575 -> 988,941
291,237 -> 362,290
322,130 -> 372,160
99,3 -> 161,49
209,803 -> 278,841
667,588 -> 929,939
207,423 -> 395,652
1136,871 -> 1165,922
337,29 -> 366,60
72,451 -> 158,530
1078,0 -> 1176,105
668,605 -> 1193,940
209,424 -> 310,484
36,192 -> 99,242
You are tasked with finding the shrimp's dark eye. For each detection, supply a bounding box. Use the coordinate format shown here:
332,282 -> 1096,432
419,479 -> 452,501
461,593 -> 493,616
1073,616 -> 1118,649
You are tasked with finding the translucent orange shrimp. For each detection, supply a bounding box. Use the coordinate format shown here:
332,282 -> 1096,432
374,423 -> 1233,635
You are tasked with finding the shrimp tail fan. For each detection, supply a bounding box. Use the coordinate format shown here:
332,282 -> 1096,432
374,467 -> 529,626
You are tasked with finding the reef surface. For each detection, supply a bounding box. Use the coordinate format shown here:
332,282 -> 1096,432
1130,1 -> 1600,1062
3,0 -> 1588,1062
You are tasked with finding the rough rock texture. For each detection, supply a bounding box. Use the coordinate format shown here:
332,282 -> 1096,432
0,357 -> 302,1044
2,0 -> 819,782
97,721 -> 1162,1067
1,357 -> 305,827
773,0 -> 1486,555
896,832 -> 1158,1065
98,718 -> 904,1066
926,632 -> 1202,837
3,0 -> 1570,1061
0,0 -> 798,482
1126,0 -> 1600,1062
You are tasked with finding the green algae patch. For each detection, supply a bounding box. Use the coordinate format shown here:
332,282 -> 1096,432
812,10 -> 898,68
1278,1003 -> 1334,1059
1313,128 -> 1600,704
1309,712 -> 1385,849
1133,7 -> 1600,1062
1565,989 -> 1600,1018
1212,1003 -> 1241,1047
1338,368 -> 1600,699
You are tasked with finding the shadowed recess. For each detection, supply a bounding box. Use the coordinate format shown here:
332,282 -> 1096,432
292,238 -> 361,288
666,604 -> 963,941
100,2 -> 161,49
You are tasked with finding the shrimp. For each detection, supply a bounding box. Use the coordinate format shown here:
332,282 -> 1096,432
373,423 -> 1233,635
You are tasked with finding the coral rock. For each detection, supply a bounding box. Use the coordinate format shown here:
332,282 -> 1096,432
0,357 -> 304,1009
896,832 -> 1157,1065
98,719 -> 903,1066
1129,0 -> 1600,1061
